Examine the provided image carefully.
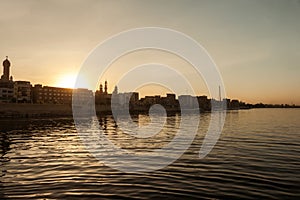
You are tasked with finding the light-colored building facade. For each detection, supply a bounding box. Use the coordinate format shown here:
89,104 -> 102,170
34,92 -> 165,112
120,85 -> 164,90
178,95 -> 198,108
72,88 -> 94,105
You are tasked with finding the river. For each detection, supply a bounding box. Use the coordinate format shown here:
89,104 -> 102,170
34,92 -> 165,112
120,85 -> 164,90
0,108 -> 299,199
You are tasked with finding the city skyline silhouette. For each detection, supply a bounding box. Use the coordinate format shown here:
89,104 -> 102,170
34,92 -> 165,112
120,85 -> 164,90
0,56 -> 298,109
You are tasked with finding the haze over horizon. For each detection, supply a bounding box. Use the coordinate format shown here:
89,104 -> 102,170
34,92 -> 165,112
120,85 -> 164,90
0,0 -> 299,104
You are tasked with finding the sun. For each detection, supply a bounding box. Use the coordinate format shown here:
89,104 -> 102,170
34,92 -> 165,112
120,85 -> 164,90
56,73 -> 77,89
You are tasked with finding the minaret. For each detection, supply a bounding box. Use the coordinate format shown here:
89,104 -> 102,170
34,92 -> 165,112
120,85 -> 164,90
104,80 -> 108,94
1,56 -> 11,81
100,84 -> 103,94
113,85 -> 118,95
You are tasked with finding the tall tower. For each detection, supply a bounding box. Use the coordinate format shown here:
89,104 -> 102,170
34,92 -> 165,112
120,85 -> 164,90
113,85 -> 118,95
219,85 -> 221,102
1,56 -> 11,81
104,80 -> 108,94
100,84 -> 103,94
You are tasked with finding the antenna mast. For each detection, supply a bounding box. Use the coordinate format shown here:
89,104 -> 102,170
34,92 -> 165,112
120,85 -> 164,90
219,85 -> 221,101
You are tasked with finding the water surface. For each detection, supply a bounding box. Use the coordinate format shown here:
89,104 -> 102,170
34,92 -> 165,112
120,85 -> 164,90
0,109 -> 299,199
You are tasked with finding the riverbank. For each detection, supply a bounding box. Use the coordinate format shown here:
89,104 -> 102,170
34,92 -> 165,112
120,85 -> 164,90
1,103 -> 297,119
0,103 -> 181,118
0,103 -> 73,118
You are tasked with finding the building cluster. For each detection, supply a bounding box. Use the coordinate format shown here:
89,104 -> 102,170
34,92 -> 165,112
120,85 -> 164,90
0,57 -> 245,111
0,57 -> 93,104
94,83 -> 242,112
0,57 -> 31,103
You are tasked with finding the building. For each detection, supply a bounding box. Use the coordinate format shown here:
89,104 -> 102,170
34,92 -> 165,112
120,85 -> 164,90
0,82 -> 14,103
110,85 -> 140,112
161,93 -> 178,108
230,99 -> 240,109
178,95 -> 198,109
72,88 -> 94,105
140,96 -> 157,106
138,94 -> 179,112
0,57 -> 14,103
95,81 -> 111,105
32,84 -> 73,104
14,81 -> 32,103
0,57 -> 33,103
197,95 -> 211,111
0,56 -> 12,82
115,92 -> 139,106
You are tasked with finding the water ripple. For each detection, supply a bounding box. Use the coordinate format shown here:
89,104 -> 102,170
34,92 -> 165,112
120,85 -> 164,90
0,109 -> 300,199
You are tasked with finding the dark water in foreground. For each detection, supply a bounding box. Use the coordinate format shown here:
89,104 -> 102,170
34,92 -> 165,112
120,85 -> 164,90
0,109 -> 299,199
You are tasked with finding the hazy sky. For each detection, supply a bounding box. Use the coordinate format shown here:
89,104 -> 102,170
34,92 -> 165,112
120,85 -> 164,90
0,0 -> 299,104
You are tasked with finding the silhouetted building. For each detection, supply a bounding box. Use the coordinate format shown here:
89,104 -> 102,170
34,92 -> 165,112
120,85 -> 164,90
225,98 -> 231,109
95,81 -> 111,105
130,92 -> 139,103
197,95 -> 211,111
0,82 -> 14,103
32,84 -> 73,104
0,57 -> 14,103
140,96 -> 157,106
160,93 -> 178,109
1,56 -> 12,82
139,94 -> 179,112
104,80 -> 108,95
230,99 -> 240,109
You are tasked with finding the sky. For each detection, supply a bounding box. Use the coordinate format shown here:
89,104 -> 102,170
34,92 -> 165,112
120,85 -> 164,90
0,0 -> 299,104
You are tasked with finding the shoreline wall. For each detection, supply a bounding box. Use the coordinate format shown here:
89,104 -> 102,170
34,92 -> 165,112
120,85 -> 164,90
0,103 -> 73,118
0,103 -> 177,118
0,103 -> 257,119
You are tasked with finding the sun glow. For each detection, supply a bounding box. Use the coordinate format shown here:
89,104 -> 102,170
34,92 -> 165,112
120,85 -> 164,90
56,73 -> 77,89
